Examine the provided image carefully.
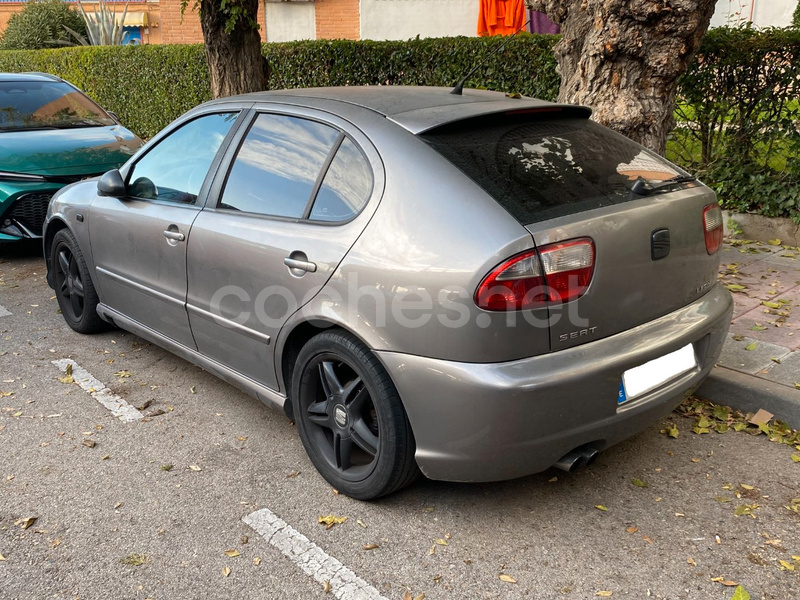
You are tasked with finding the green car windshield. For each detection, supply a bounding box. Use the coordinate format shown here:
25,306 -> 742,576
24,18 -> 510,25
0,81 -> 115,131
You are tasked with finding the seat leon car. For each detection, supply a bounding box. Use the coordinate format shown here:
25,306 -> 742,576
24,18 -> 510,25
0,72 -> 142,242
43,86 -> 732,500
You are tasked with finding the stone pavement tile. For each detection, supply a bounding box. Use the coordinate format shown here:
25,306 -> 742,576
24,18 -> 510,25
719,244 -> 775,267
717,332 -> 793,375
760,350 -> 800,388
721,267 -> 799,301
761,251 -> 800,271
730,307 -> 800,351
727,292 -> 763,319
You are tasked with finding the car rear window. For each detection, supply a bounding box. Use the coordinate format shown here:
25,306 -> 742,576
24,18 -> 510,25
420,115 -> 683,225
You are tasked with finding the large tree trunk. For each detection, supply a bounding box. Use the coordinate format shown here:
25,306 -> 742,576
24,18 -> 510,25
528,0 -> 717,154
199,0 -> 269,98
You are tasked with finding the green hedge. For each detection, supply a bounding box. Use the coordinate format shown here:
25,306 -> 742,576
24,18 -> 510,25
0,36 -> 559,140
1,31 -> 797,222
669,26 -> 800,222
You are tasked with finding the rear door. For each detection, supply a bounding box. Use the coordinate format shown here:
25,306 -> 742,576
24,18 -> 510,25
90,111 -> 242,348
186,106 -> 381,391
421,114 -> 722,351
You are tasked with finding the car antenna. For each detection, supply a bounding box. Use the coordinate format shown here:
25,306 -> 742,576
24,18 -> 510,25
451,19 -> 532,96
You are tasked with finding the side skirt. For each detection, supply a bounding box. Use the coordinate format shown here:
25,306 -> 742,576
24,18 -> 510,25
96,303 -> 287,413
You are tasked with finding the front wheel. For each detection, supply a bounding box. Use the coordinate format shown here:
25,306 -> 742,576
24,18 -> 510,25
51,229 -> 108,334
291,330 -> 419,500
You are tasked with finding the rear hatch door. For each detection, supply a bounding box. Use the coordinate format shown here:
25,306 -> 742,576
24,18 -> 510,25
421,113 -> 722,351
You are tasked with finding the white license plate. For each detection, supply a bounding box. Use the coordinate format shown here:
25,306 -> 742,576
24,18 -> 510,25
618,344 -> 697,405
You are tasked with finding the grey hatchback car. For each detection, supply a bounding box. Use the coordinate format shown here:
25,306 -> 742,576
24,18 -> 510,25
44,86 -> 732,500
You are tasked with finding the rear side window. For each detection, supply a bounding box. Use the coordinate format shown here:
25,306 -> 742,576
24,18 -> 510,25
219,113 -> 339,218
421,116 -> 682,224
309,138 -> 372,222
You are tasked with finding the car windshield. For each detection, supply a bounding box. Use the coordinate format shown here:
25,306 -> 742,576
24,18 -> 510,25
0,80 -> 115,131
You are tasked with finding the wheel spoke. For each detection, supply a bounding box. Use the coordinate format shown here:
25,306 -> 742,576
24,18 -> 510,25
58,250 -> 70,274
72,277 -> 84,298
334,433 -> 354,470
319,361 -> 344,397
70,291 -> 82,317
342,377 -> 363,405
351,419 -> 379,456
346,384 -> 369,413
60,279 -> 69,296
306,400 -> 330,427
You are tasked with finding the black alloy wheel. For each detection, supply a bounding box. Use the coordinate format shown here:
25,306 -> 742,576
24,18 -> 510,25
292,330 -> 419,500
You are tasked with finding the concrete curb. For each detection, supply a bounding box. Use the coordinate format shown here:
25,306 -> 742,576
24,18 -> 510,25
722,211 -> 800,246
696,366 -> 800,429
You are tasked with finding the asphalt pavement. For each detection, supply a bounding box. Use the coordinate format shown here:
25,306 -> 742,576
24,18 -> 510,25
1,241 -> 799,600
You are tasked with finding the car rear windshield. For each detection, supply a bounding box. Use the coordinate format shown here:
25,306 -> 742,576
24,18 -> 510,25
420,114 -> 685,225
0,81 -> 115,131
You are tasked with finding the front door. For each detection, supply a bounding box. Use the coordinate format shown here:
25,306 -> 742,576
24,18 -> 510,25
90,111 -> 241,348
186,110 -> 378,390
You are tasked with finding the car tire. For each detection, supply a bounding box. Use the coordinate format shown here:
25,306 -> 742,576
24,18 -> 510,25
292,330 -> 419,500
51,229 -> 108,334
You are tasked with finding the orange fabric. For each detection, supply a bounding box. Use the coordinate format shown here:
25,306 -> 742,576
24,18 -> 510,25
477,0 -> 526,36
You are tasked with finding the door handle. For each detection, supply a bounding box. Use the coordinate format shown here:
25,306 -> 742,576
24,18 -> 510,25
163,230 -> 185,242
284,257 -> 317,273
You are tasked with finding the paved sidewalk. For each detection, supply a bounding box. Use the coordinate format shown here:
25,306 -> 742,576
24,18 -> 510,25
697,239 -> 800,425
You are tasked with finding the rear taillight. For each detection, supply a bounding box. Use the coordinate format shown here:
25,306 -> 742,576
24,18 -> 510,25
702,203 -> 723,255
475,238 -> 595,311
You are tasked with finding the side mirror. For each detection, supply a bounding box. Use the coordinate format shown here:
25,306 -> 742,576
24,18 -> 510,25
97,169 -> 126,197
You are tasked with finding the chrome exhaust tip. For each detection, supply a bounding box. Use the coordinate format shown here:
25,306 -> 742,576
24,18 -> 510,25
554,451 -> 584,472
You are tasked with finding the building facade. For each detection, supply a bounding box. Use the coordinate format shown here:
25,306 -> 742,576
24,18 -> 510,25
0,0 -> 797,45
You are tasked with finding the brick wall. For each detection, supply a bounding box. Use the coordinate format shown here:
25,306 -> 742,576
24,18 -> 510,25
0,5 -> 20,34
315,0 -> 359,40
160,0 -> 267,44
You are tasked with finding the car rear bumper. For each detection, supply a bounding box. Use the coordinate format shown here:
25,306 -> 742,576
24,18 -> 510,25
377,284 -> 733,482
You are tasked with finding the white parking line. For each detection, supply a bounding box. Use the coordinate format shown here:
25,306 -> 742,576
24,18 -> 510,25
0,304 -> 11,317
51,359 -> 143,423
243,508 -> 389,600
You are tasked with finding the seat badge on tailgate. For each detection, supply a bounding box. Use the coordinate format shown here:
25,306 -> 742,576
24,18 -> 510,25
559,326 -> 598,342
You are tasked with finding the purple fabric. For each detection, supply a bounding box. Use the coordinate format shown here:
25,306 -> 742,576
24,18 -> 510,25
528,10 -> 560,34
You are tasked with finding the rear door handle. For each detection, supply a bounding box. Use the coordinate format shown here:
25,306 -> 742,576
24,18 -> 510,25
284,257 -> 317,273
163,230 -> 185,242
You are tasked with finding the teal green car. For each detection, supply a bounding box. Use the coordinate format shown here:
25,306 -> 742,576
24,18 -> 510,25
1,72 -> 142,242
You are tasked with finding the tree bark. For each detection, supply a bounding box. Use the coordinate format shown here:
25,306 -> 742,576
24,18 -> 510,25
199,0 -> 269,98
528,0 -> 717,155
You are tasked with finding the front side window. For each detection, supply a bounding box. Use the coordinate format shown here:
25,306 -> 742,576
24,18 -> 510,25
0,81 -> 115,131
219,113 -> 340,218
127,112 -> 238,205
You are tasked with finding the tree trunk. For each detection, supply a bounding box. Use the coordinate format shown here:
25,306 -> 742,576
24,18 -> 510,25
528,0 -> 717,155
199,0 -> 269,98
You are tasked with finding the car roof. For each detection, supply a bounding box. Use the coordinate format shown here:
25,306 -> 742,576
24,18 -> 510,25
0,72 -> 64,83
214,86 -> 591,134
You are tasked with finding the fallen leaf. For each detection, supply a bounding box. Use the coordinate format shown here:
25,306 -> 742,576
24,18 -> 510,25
120,553 -> 147,566
224,549 -> 240,558
362,543 -> 379,550
626,526 -> 638,534
749,325 -> 767,331
0,552 -> 6,560
161,464 -> 173,471
642,536 -> 654,544
357,519 -> 367,528
499,574 -> 517,583
726,284 -> 747,291
632,478 -> 649,488
434,538 -> 448,546
779,560 -> 795,571
791,454 -> 800,463
114,370 -> 131,378
740,483 -> 755,490
665,423 -> 679,438
687,557 -> 697,566
0,391 -> 13,397
318,515 -> 347,530
730,585 -> 750,600
20,517 -> 36,529
596,592 -> 613,597
222,566 -> 231,577
691,458 -> 701,463
323,580 -> 332,594
81,440 -> 96,448
595,505 -> 608,511
253,557 -> 261,566
768,238 -> 782,246
188,465 -> 202,472
286,471 -> 300,478
714,496 -> 733,503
